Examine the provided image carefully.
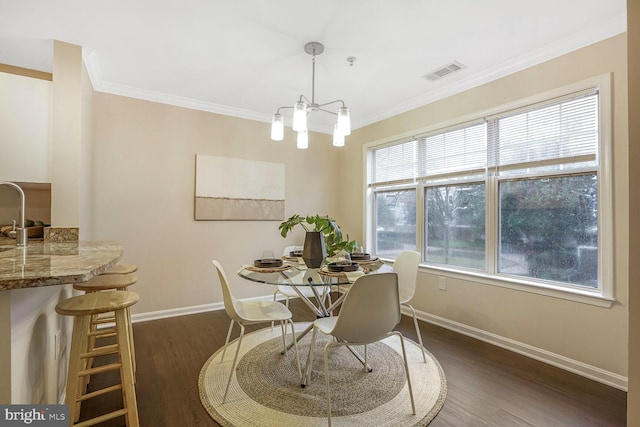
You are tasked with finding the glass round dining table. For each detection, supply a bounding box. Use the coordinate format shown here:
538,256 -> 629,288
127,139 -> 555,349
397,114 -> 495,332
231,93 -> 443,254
237,257 -> 388,315
238,257 -> 388,386
238,256 -> 386,283
238,263 -> 357,286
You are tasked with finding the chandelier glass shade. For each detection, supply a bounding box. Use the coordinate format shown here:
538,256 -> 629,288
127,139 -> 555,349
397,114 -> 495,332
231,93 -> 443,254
297,130 -> 309,149
292,101 -> 308,132
270,42 -> 351,149
270,113 -> 284,140
332,124 -> 345,147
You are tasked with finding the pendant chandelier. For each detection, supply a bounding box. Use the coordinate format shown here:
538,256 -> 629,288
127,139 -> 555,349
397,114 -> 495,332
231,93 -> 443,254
270,41 -> 351,149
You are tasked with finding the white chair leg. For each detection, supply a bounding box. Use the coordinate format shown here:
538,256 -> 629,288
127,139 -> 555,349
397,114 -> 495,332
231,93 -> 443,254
305,327 -> 318,386
223,323 -> 245,403
271,291 -> 278,331
404,303 -> 427,362
323,343 -> 334,427
279,320 -> 287,354
320,286 -> 331,307
287,319 -> 302,383
395,331 -> 416,414
220,320 -> 235,362
363,345 -> 368,372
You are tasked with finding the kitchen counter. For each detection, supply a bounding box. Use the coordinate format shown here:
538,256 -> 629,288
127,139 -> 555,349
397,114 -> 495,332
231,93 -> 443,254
0,240 -> 123,290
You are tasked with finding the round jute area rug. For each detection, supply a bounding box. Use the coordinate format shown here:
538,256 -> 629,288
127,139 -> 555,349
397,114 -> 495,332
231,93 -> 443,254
199,323 -> 447,426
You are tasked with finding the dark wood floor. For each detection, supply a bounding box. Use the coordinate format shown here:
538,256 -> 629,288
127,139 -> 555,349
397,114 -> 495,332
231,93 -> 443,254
78,297 -> 626,426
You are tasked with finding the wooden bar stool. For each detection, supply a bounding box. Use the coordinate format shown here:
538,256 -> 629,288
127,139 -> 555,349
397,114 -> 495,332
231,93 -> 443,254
56,291 -> 140,427
74,274 -> 137,293
74,274 -> 138,374
101,264 -> 138,275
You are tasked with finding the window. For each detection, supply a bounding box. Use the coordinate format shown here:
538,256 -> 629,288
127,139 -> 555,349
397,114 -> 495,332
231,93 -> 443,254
498,174 -> 598,286
426,182 -> 486,270
366,75 -> 612,302
374,189 -> 416,258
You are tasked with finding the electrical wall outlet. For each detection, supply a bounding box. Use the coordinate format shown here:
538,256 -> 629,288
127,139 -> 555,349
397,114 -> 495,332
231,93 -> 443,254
438,277 -> 447,291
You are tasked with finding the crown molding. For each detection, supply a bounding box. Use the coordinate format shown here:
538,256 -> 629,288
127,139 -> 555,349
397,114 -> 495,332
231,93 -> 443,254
0,63 -> 52,81
83,49 -> 271,123
82,49 -> 101,88
83,13 -> 626,134
83,48 -> 334,134
353,12 -> 627,130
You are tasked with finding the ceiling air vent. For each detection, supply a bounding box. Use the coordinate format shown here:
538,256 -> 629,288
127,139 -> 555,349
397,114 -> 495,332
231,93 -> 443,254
422,61 -> 467,82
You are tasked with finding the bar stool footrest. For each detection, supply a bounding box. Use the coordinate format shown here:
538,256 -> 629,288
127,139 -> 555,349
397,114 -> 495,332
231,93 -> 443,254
92,317 -> 115,325
79,362 -> 122,377
76,384 -> 123,402
81,344 -> 119,359
73,408 -> 128,427
88,329 -> 116,338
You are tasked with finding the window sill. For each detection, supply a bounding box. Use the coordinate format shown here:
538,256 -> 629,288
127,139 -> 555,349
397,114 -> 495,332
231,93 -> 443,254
418,264 -> 615,308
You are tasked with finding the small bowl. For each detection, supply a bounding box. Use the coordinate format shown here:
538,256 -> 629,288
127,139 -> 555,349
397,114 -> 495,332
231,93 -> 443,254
349,252 -> 371,261
254,258 -> 284,268
327,262 -> 360,273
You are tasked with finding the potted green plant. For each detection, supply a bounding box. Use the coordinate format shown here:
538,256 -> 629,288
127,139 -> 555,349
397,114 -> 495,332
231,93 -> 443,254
279,214 -> 358,267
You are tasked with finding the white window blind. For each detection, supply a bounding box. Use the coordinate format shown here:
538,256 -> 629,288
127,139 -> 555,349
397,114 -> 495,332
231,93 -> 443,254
368,121 -> 486,187
421,123 -> 487,178
368,90 -> 598,186
368,139 -> 419,186
488,90 -> 598,170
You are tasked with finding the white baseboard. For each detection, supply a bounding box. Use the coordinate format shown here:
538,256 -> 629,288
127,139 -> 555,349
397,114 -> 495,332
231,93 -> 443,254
131,302 -> 224,323
130,299 -> 627,391
130,294 -> 285,324
403,307 -> 628,391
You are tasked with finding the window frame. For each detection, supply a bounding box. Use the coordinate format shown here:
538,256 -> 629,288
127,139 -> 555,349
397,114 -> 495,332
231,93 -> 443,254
364,74 -> 614,307
423,178 -> 487,271
372,186 -> 418,258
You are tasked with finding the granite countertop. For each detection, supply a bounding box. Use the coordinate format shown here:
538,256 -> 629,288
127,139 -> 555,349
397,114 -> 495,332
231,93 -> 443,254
0,240 -> 123,290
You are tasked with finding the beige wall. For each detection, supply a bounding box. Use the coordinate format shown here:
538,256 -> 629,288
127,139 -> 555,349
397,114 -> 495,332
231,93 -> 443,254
628,0 -> 639,422
343,34 -> 629,379
0,71 -> 51,183
51,41 -> 82,229
90,94 -> 343,314
80,61 -> 93,240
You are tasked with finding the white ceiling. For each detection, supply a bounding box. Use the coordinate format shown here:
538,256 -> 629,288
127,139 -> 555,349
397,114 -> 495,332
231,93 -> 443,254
0,0 -> 627,134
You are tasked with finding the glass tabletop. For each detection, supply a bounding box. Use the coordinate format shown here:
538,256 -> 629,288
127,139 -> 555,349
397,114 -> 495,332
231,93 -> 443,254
238,258 -> 386,286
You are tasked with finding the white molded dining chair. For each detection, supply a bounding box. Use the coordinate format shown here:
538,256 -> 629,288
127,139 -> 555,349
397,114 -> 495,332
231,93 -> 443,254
305,272 -> 415,426
393,250 -> 427,362
273,245 -> 319,305
271,246 -> 332,329
212,260 -> 301,403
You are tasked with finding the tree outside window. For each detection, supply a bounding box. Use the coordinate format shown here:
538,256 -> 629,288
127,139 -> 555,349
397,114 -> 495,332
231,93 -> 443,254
499,173 -> 598,286
425,183 -> 485,269
374,190 -> 416,258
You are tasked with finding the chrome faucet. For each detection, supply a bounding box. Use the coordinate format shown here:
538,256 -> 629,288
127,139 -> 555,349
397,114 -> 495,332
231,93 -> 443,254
0,181 -> 27,246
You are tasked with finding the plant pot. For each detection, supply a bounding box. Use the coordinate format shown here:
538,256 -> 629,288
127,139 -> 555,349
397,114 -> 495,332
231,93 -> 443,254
303,231 -> 327,268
